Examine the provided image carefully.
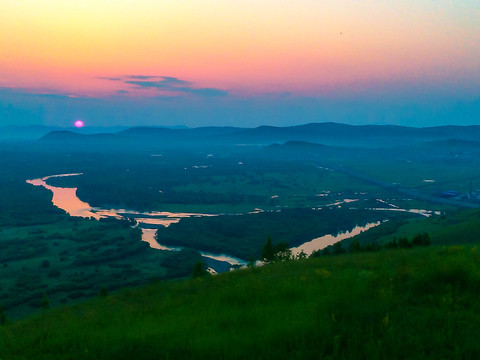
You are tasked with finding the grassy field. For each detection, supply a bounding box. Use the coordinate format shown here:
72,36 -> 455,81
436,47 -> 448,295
45,157 -> 398,213
171,166 -> 388,210
340,157 -> 480,196
2,245 -> 480,359
0,218 -> 201,320
349,208 -> 480,248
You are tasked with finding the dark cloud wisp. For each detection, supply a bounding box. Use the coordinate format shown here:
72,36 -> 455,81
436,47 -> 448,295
176,87 -> 228,97
101,75 -> 228,97
126,75 -> 164,80
97,77 -> 123,81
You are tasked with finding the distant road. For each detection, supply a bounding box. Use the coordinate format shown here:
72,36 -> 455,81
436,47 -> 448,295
325,164 -> 480,209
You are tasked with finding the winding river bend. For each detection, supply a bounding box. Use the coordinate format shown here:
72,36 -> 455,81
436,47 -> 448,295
27,174 -> 246,267
26,173 -> 401,267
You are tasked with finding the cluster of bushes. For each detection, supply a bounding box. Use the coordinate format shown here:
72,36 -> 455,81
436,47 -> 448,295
259,237 -> 304,263
259,232 -> 432,263
311,232 -> 431,258
385,233 -> 431,248
0,238 -> 49,263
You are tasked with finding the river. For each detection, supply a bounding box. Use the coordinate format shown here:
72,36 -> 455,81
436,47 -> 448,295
27,173 -> 420,269
290,222 -> 381,256
27,174 -> 248,268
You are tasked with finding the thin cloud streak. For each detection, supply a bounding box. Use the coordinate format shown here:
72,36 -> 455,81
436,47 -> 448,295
101,75 -> 228,97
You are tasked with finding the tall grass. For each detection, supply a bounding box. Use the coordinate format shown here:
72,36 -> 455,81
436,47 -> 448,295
2,246 -> 480,359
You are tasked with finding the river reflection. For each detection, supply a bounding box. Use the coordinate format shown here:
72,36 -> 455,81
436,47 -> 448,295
290,222 -> 381,256
27,174 -> 100,219
27,173 -> 436,269
140,228 -> 181,251
27,174 -> 247,267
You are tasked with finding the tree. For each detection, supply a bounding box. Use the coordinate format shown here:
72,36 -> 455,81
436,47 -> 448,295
0,304 -> 6,325
296,250 -> 307,260
260,237 -> 275,263
273,242 -> 292,261
349,238 -> 360,253
99,286 -> 108,297
385,237 -> 398,249
412,234 -> 422,246
310,249 -> 321,258
191,261 -> 209,278
333,241 -> 346,255
398,237 -> 411,248
260,237 -> 292,262
413,233 -> 431,246
421,233 -> 431,246
322,247 -> 331,256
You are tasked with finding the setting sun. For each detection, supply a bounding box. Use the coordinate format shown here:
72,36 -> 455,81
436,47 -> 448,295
74,120 -> 85,128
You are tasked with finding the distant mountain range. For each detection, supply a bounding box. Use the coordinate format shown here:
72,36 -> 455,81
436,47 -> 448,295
37,122 -> 480,149
0,125 -> 130,140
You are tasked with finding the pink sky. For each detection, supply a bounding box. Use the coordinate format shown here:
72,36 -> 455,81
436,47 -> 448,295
0,1 -> 479,127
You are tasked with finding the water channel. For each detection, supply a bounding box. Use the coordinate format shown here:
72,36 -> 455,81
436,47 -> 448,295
27,174 -> 247,268
27,173 -> 436,269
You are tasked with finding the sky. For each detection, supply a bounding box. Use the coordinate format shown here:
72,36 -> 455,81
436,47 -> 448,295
1,1 -> 479,128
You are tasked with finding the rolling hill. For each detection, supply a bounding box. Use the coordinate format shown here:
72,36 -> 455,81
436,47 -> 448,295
39,123 -> 480,149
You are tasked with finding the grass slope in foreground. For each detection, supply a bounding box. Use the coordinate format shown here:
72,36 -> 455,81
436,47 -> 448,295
2,245 -> 480,359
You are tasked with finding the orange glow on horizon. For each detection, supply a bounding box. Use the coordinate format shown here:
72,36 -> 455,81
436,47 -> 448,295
1,1 -> 479,97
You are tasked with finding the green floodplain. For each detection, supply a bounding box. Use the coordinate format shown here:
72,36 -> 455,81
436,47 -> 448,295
1,124 -> 480,358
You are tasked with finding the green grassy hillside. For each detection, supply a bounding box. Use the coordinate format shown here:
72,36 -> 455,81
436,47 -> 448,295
2,245 -> 480,359
349,209 -> 480,248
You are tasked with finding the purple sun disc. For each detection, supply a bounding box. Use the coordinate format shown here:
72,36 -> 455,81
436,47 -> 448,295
74,120 -> 84,128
